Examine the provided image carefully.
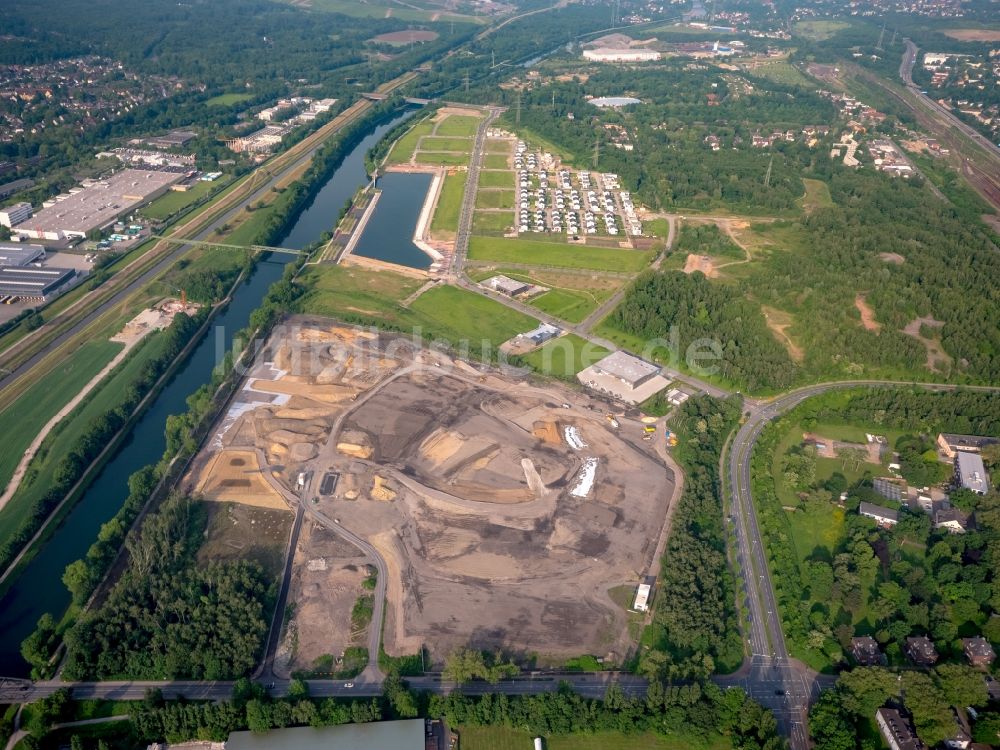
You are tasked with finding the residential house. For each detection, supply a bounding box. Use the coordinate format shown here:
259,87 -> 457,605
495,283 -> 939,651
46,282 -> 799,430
859,501 -> 899,527
905,636 -> 939,666
876,708 -> 927,750
851,636 -> 886,666
962,637 -> 996,668
934,507 -> 971,534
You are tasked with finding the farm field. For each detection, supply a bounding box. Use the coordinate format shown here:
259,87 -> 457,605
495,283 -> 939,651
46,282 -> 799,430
468,236 -> 653,273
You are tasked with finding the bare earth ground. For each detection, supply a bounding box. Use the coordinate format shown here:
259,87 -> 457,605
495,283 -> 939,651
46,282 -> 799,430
854,293 -> 881,332
186,317 -> 676,668
879,252 -> 905,265
197,501 -> 294,581
683,253 -> 718,277
761,306 -> 804,363
275,519 -> 371,677
902,316 -> 952,373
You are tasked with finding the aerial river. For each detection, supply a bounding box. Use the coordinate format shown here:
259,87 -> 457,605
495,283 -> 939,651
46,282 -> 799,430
0,109 -> 414,677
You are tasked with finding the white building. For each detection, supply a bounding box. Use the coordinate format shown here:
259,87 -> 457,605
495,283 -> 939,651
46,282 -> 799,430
577,351 -> 670,405
633,583 -> 652,612
0,202 -> 33,228
583,48 -> 661,63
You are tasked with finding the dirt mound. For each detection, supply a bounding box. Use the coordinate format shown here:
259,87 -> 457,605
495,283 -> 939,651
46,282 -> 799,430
338,442 -> 373,459
532,421 -> 561,444
194,450 -> 287,510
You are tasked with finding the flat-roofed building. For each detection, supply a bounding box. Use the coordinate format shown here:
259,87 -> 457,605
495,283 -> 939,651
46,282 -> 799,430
0,242 -> 45,267
577,351 -> 670,405
482,274 -> 530,296
0,266 -> 75,299
633,583 -> 652,612
876,708 -> 927,750
955,451 -> 990,494
14,170 -> 183,240
226,719 -> 426,750
583,47 -> 661,62
0,202 -> 33,228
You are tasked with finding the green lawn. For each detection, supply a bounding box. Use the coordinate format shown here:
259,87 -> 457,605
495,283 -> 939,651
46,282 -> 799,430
457,726 -> 731,750
0,339 -> 123,505
409,285 -> 538,347
307,0 -> 486,22
798,178 -> 834,214
478,170 -> 514,189
415,151 -> 470,166
205,92 -> 254,107
430,172 -> 467,236
472,211 -> 514,234
419,136 -> 472,152
435,115 -> 481,138
142,181 -> 218,221
792,19 -> 851,40
387,118 -> 435,164
297,269 -> 537,350
520,334 -> 610,379
469,236 -> 653,273
786,502 -> 846,564
529,288 -> 598,324
476,190 -> 515,210
484,153 -> 510,169
746,60 -> 817,88
485,140 -> 512,154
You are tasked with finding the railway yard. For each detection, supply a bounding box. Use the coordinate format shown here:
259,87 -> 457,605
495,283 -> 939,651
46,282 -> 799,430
184,318 -> 676,668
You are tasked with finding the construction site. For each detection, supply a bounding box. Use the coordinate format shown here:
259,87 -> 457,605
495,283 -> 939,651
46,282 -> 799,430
184,317 -> 677,669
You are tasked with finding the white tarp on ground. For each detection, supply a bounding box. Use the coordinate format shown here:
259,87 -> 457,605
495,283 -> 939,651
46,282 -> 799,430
570,457 -> 598,498
564,425 -> 587,451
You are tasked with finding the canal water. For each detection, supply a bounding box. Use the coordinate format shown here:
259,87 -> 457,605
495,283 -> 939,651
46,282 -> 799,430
0,109 -> 414,677
352,172 -> 434,270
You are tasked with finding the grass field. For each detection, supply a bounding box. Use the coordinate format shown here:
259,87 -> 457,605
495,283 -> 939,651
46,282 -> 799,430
528,288 -> 599,324
745,60 -> 817,88
305,0 -> 486,23
469,236 -> 653,273
472,211 -> 514,234
419,136 -> 472,152
798,178 -> 834,214
476,190 -> 515,210
478,170 -> 513,189
435,115 -> 481,138
387,118 -> 435,164
484,153 -> 510,169
409,285 -> 538,346
296,267 -> 537,349
792,19 -> 851,40
205,92 -> 254,107
485,139 -> 512,154
142,181 -> 218,221
520,333 -> 610,378
457,727 -> 731,750
430,172 -> 467,237
415,152 -> 470,166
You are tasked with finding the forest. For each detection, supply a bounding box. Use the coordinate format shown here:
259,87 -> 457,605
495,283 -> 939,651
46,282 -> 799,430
609,271 -> 798,392
750,388 -> 1000,672
640,395 -> 745,678
60,496 -> 271,680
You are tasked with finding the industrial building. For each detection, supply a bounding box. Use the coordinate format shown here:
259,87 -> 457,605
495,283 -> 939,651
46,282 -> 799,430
576,351 -> 670,405
142,129 -> 197,149
0,266 -> 75,300
955,450 -> 990,494
0,202 -> 33,228
482,274 -> 530,296
0,242 -> 45,267
10,170 -> 182,240
583,47 -> 661,63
